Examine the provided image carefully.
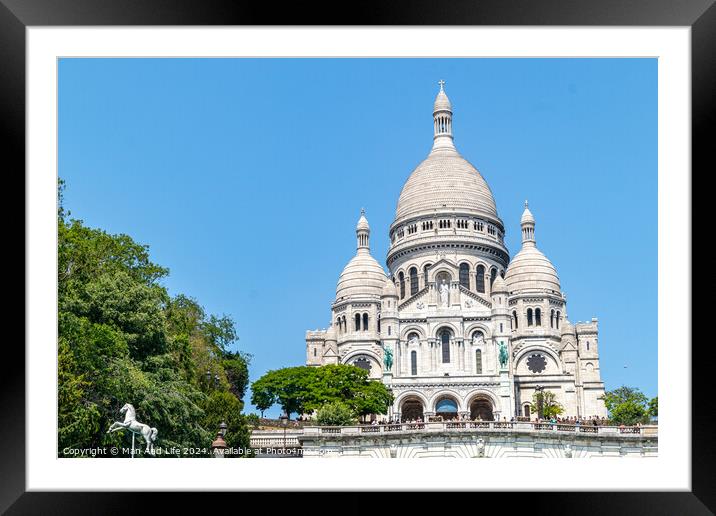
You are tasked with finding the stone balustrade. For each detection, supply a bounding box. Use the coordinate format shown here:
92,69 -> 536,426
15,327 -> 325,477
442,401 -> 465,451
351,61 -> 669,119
299,421 -> 656,437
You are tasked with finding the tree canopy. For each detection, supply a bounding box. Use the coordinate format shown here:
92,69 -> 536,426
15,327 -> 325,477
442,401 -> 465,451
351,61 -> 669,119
58,179 -> 251,457
601,386 -> 654,426
250,364 -> 393,420
529,390 -> 564,419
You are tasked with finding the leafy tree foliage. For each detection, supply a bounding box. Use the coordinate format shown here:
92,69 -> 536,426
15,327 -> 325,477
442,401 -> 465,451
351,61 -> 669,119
529,390 -> 564,419
648,396 -> 658,418
601,386 -> 650,425
316,401 -> 357,426
250,364 -> 393,419
58,179 -> 251,457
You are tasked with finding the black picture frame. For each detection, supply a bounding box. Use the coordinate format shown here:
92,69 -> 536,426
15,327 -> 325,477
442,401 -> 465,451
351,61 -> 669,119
4,1 -> 709,513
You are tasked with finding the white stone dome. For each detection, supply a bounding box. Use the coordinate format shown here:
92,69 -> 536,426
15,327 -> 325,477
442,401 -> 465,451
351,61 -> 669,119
505,245 -> 561,294
521,203 -> 535,224
434,89 -> 452,112
335,209 -> 386,301
393,83 -> 500,225
335,254 -> 387,300
395,151 -> 499,223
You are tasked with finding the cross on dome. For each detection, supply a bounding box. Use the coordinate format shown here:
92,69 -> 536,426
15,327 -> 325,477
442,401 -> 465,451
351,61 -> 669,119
438,79 -> 445,91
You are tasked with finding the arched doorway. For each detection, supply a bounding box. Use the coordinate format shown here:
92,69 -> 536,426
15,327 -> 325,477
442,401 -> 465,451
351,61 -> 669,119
469,396 -> 494,421
435,396 -> 459,421
401,397 -> 424,422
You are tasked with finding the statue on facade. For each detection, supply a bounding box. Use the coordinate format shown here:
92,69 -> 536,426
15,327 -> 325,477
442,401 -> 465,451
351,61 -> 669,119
107,403 -> 158,454
475,438 -> 485,458
383,344 -> 393,372
498,342 -> 509,369
439,279 -> 449,307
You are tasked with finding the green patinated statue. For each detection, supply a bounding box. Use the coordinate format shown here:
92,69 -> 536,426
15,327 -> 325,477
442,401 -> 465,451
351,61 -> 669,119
383,344 -> 394,371
498,342 -> 509,369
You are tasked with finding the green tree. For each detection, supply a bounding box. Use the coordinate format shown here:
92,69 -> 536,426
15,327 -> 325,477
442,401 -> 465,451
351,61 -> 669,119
601,386 -> 650,425
250,364 -> 393,419
250,366 -> 313,418
201,391 -> 251,456
316,401 -> 357,426
58,179 -> 251,456
529,390 -> 564,419
648,396 -> 658,418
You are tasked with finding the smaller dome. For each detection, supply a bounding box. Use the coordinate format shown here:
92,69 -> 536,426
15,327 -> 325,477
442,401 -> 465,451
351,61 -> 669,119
491,273 -> 507,294
505,245 -> 561,294
434,87 -> 452,112
356,208 -> 370,231
382,278 -> 398,297
336,253 -> 387,300
521,201 -> 535,224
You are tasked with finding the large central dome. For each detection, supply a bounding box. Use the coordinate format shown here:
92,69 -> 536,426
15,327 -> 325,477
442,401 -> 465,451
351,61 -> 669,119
393,84 -> 500,226
395,151 -> 499,222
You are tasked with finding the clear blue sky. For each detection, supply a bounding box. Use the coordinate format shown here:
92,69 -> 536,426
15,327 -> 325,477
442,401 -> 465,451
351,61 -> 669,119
59,58 -> 657,416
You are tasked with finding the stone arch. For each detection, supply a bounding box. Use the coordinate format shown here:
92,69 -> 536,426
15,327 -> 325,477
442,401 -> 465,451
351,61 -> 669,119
433,268 -> 453,286
513,344 -> 561,367
429,390 -> 465,412
395,391 -> 429,421
432,322 -> 460,339
341,350 -> 382,379
465,390 -> 499,421
513,345 -> 562,376
464,322 -> 492,341
400,325 -> 426,341
394,390 -> 430,409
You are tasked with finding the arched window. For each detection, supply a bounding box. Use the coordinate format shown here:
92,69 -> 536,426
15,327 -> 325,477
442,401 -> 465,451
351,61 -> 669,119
407,332 -> 419,343
423,263 -> 431,285
409,267 -> 419,296
440,329 -> 451,363
476,265 -> 485,293
556,311 -> 561,329
550,309 -> 555,328
490,267 -> 497,288
524,404 -> 531,417
513,311 -> 519,329
459,263 -> 470,289
475,349 -> 483,374
535,308 -> 542,326
527,308 -> 534,326
377,315 -> 381,333
399,272 -> 405,299
354,313 -> 361,331
411,351 -> 417,375
362,313 -> 369,331
586,341 -> 590,351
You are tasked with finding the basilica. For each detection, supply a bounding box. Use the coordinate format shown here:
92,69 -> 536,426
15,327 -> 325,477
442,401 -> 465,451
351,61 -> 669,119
305,83 -> 607,422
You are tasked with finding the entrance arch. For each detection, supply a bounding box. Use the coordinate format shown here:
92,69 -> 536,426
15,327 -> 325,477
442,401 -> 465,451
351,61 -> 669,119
469,396 -> 494,421
400,397 -> 424,422
434,395 -> 460,420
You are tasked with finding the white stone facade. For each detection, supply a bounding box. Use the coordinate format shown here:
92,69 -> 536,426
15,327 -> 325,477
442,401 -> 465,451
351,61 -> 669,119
298,423 -> 657,458
305,83 -> 608,421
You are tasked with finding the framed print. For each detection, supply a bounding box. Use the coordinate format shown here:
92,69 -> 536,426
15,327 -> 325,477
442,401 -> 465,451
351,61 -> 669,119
4,0 -> 711,512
